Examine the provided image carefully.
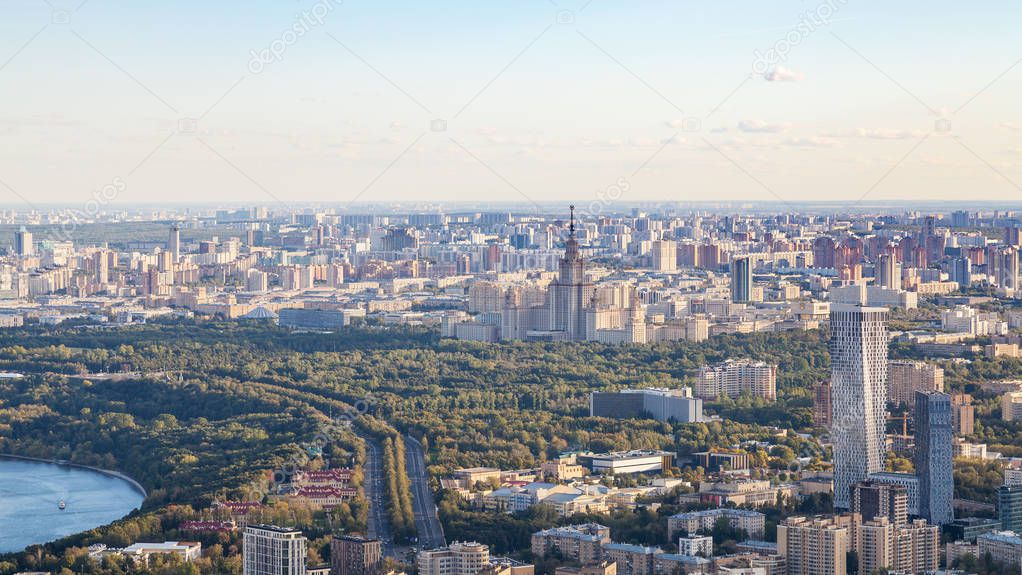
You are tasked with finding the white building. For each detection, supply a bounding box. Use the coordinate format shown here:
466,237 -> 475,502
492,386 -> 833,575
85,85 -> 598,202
678,535 -> 713,558
243,525 -> 307,575
831,304 -> 889,510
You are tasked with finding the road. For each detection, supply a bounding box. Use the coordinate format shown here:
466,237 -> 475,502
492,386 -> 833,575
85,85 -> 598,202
404,435 -> 446,550
357,432 -> 394,554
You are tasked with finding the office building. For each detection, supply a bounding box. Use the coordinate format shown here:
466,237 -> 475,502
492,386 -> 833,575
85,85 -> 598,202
695,359 -> 777,401
777,515 -> 852,575
887,360 -> 943,408
999,485 -> 1022,532
947,517 -> 1000,542
169,225 -> 181,261
279,308 -> 364,330
731,256 -> 752,304
331,536 -> 381,575
243,524 -> 307,575
589,388 -> 702,423
576,451 -> 674,475
915,391 -> 954,525
418,542 -> 491,575
14,227 -> 32,257
830,304 -> 889,510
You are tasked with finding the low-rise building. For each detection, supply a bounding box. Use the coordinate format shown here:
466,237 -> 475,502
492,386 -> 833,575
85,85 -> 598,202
667,508 -> 766,539
531,524 -> 611,564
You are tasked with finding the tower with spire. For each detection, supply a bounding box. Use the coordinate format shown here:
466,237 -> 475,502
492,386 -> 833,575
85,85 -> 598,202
547,206 -> 595,340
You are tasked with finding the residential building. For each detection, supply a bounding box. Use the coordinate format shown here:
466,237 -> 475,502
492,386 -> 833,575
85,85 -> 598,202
695,359 -> 777,401
776,515 -> 852,575
887,360 -> 944,408
1002,392 -> 1022,421
418,542 -> 490,575
667,508 -> 766,539
531,524 -> 610,564
950,393 -> 975,435
830,304 -> 889,510
977,531 -> 1022,571
330,536 -> 381,575
677,536 -> 713,558
243,525 -> 307,575
851,481 -> 907,525
602,543 -> 660,575
813,381 -> 831,428
915,391 -> 954,525
858,518 -> 939,575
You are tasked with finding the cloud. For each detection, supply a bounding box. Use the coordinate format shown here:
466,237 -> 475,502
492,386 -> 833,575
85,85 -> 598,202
824,128 -> 927,140
764,66 -> 803,82
782,136 -> 841,148
738,120 -> 791,133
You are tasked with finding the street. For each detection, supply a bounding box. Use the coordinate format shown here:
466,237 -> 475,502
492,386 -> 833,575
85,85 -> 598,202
404,435 -> 446,550
356,431 -> 394,555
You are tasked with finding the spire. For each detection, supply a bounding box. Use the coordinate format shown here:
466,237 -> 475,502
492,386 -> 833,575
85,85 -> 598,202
569,205 -> 576,238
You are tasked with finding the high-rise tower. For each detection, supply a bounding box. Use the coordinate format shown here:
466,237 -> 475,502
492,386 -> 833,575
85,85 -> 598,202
169,225 -> 181,262
830,304 -> 889,509
14,226 -> 32,257
731,256 -> 752,303
547,206 -> 595,340
915,390 -> 954,525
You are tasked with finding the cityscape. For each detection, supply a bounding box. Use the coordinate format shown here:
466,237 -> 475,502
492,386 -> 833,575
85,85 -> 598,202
4,1 -> 1022,575
1,204 -> 1022,575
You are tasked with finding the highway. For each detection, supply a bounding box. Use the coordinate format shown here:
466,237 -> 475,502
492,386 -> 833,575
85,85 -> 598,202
358,432 -> 394,554
404,435 -> 446,550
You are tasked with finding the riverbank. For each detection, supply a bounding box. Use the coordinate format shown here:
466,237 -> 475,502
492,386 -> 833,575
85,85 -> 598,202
0,453 -> 147,499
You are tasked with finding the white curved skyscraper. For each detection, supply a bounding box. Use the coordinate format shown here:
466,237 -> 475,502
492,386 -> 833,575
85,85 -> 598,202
830,304 -> 889,509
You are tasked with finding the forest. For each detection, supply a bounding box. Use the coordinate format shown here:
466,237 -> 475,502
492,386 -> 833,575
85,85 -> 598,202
0,319 -> 1020,573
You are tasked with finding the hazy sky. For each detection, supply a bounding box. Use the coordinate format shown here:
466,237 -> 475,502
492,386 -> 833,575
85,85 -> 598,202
2,0 -> 1021,208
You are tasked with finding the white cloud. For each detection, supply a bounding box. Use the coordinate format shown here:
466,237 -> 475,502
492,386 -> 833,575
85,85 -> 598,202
824,128 -> 927,140
763,66 -> 803,82
782,136 -> 841,148
738,120 -> 791,133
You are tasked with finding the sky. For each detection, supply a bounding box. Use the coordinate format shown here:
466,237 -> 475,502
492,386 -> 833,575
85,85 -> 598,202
1,0 -> 1022,209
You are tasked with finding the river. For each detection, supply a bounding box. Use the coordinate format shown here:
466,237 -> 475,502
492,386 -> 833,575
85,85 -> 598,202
0,458 -> 145,553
